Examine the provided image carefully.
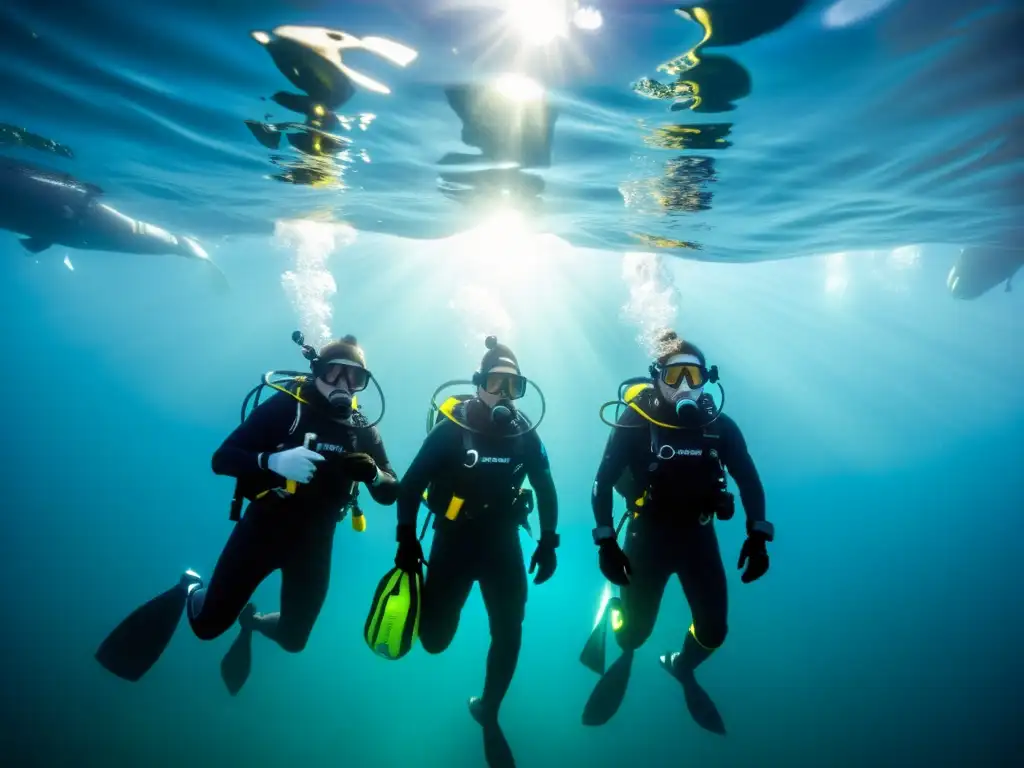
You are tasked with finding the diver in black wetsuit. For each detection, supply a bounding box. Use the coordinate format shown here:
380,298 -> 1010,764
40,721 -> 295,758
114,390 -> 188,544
95,334 -> 399,693
580,330 -> 774,734
395,336 -> 559,768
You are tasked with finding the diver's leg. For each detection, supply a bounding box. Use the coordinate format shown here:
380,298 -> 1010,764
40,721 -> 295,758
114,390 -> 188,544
187,502 -> 278,641
475,529 -> 528,719
582,519 -> 672,726
675,523 -> 729,671
615,519 -> 672,652
419,530 -> 474,654
667,522 -> 729,734
249,518 -> 336,653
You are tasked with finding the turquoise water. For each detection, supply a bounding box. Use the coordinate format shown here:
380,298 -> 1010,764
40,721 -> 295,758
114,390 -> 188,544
2,1 -> 1023,766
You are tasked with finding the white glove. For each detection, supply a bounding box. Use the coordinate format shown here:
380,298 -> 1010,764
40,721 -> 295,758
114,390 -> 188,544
268,446 -> 325,484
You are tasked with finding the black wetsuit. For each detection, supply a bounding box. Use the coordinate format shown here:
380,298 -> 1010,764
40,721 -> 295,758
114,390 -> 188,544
192,387 -> 398,652
592,389 -> 765,653
397,398 -> 558,711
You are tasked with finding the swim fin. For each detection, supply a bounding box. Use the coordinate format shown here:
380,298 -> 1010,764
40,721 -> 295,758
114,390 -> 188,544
95,571 -> 201,682
581,598 -> 610,675
582,649 -> 634,727
220,603 -> 256,696
581,593 -> 618,675
19,237 -> 51,254
469,697 -> 516,768
660,652 -> 727,735
364,566 -> 422,660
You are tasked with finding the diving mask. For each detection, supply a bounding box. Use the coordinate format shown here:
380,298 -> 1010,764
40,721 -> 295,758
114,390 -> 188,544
661,361 -> 710,389
481,371 -> 528,400
316,359 -> 371,418
317,358 -> 370,391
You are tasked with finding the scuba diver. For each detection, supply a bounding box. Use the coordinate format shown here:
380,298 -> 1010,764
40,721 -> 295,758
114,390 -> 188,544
95,332 -> 399,694
579,329 -> 773,735
393,336 -> 559,768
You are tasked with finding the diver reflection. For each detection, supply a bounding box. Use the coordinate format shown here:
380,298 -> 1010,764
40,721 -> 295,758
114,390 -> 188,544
621,156 -> 718,215
633,1 -> 809,114
437,77 -> 558,212
438,167 -> 545,216
441,79 -> 557,168
635,53 -> 751,114
676,1 -> 809,47
247,25 -> 416,187
643,123 -> 734,151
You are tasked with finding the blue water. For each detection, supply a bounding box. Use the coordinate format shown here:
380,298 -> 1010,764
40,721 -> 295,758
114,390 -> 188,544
2,1 -> 1023,766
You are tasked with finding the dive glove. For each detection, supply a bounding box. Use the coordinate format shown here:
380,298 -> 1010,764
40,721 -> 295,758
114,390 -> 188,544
529,531 -> 559,585
336,452 -> 379,484
738,535 -> 770,583
268,446 -> 324,484
598,539 -> 632,586
395,524 -> 424,573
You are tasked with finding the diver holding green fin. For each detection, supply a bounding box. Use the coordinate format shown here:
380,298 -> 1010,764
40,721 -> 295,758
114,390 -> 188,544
580,330 -> 773,735
393,336 -> 559,768
95,332 -> 399,694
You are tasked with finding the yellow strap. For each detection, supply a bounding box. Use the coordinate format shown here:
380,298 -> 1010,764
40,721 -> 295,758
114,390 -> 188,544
622,382 -> 680,430
265,378 -> 311,405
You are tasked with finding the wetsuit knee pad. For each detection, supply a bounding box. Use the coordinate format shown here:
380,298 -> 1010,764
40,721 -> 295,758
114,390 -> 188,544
691,621 -> 727,650
611,599 -> 654,652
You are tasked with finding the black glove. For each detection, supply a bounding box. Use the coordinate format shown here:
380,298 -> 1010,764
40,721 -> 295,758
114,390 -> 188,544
529,531 -> 558,585
738,535 -> 769,583
598,539 -> 632,586
337,452 -> 379,484
395,524 -> 424,573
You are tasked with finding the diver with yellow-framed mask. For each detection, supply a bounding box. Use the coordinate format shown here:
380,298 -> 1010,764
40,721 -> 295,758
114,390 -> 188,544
580,330 -> 772,735
94,331 -> 398,695
393,335 -> 559,768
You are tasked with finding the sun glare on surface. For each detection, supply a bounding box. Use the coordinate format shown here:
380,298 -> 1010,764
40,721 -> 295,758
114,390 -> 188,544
493,72 -> 545,102
504,0 -> 571,45
437,0 -> 602,75
421,207 -> 578,347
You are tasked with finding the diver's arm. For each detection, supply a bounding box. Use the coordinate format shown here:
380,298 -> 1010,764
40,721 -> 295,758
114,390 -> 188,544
525,432 -> 558,534
396,422 -> 458,528
360,427 -> 399,505
211,392 -> 294,479
591,410 -> 639,529
719,415 -> 767,528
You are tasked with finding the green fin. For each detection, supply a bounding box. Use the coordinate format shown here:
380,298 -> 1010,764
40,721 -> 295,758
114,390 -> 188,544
20,237 -> 51,254
365,566 -> 422,660
95,582 -> 188,681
